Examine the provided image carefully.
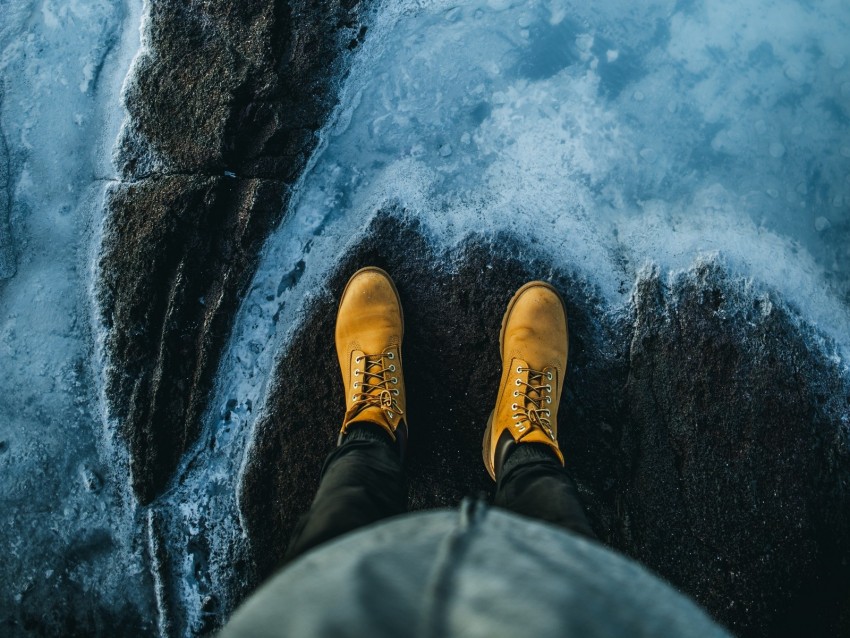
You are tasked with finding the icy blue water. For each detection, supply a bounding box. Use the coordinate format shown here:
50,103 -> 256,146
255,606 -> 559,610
300,0 -> 850,304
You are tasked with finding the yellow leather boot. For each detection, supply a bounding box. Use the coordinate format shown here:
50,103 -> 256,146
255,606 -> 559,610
483,281 -> 567,480
335,267 -> 407,452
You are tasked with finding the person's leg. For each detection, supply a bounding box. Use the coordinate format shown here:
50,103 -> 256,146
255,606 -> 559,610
284,423 -> 406,562
483,281 -> 595,540
285,266 -> 410,562
494,443 -> 595,540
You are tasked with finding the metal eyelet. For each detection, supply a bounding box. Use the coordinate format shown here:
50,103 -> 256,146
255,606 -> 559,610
516,366 -> 522,373
515,379 -> 521,386
387,352 -> 394,359
390,365 -> 396,372
353,382 -> 359,388
511,403 -> 518,410
351,394 -> 357,401
392,377 -> 398,383
547,397 -> 552,404
546,384 -> 552,392
517,424 -> 526,432
513,390 -> 518,397
393,389 -> 399,395
354,369 -> 360,376
547,371 -> 553,380
355,356 -> 363,363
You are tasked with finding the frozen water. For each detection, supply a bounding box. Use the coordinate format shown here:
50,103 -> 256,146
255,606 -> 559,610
0,0 -> 149,631
228,0 -> 850,359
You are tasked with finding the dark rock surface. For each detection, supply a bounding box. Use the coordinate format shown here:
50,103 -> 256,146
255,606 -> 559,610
239,211 -> 850,637
623,262 -> 850,637
115,0 -> 368,179
238,211 -> 628,578
98,0 -> 371,503
98,175 -> 282,501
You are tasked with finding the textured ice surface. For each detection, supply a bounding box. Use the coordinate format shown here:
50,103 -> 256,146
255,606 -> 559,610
0,0 -> 150,633
232,0 -> 850,378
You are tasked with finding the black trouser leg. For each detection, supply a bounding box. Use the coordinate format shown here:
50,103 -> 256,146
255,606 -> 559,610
284,424 -> 406,562
494,443 -> 596,540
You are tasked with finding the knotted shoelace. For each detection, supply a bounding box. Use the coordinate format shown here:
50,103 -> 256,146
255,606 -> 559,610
511,366 -> 555,440
349,351 -> 404,422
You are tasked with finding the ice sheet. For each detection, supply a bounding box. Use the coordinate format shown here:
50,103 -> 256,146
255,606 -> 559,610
0,0 -> 149,631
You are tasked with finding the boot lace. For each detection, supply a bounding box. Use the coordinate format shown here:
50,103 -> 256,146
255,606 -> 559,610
511,366 -> 555,440
349,351 -> 404,422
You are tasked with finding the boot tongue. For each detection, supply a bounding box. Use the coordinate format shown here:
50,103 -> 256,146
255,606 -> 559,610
508,362 -> 564,466
513,364 -> 534,435
525,370 -> 543,408
516,367 -> 551,439
345,354 -> 397,435
363,357 -> 395,408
